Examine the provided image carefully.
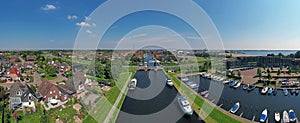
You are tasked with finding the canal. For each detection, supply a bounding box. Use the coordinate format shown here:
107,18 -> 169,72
116,71 -> 204,123
117,53 -> 204,123
188,75 -> 300,123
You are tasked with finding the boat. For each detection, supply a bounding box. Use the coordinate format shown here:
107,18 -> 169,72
223,80 -> 230,84
166,78 -> 174,87
129,78 -> 137,90
242,84 -> 249,90
273,88 -> 278,95
234,82 -> 241,88
291,89 -> 296,95
177,95 -> 193,116
283,110 -> 289,123
261,86 -> 268,94
289,109 -> 297,122
229,81 -> 237,87
274,112 -> 280,122
284,89 -> 289,96
200,90 -> 209,96
248,85 -> 256,91
230,102 -> 240,114
296,90 -> 299,95
267,88 -> 273,95
260,109 -> 268,122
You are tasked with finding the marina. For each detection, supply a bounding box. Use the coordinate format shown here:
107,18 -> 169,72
186,74 -> 300,123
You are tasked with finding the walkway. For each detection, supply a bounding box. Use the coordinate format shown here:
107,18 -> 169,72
103,72 -> 132,123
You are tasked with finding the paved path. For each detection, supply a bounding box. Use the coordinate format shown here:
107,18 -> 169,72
103,72 -> 132,123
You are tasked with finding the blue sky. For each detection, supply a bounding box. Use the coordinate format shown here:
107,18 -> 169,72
0,0 -> 300,50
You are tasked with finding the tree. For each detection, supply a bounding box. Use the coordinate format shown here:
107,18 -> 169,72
278,53 -> 284,57
277,69 -> 281,76
257,68 -> 261,75
288,68 -> 292,75
295,51 -> 300,58
238,70 -> 241,78
267,72 -> 272,80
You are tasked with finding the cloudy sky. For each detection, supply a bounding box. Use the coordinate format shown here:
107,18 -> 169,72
0,0 -> 300,50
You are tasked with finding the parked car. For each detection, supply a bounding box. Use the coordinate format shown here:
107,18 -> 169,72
98,80 -> 111,86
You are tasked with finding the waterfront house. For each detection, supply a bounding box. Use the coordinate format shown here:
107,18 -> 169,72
9,82 -> 37,109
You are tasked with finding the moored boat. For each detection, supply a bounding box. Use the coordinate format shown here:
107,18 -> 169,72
129,78 -> 137,90
289,109 -> 297,122
291,89 -> 296,95
267,88 -> 273,95
177,95 -> 193,116
243,84 -> 249,90
273,88 -> 278,95
166,78 -> 174,87
274,112 -> 280,122
230,102 -> 240,114
261,86 -> 268,94
296,90 -> 299,95
234,82 -> 241,88
229,81 -> 237,87
223,80 -> 230,84
260,109 -> 268,122
248,85 -> 256,91
200,90 -> 209,96
283,110 -> 289,123
284,89 -> 289,96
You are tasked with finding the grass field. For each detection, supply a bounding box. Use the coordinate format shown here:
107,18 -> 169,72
88,72 -> 131,122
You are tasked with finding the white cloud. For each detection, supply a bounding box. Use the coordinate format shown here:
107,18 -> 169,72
92,23 -> 96,27
41,4 -> 56,10
85,16 -> 91,21
76,22 -> 91,27
86,30 -> 93,34
67,15 -> 78,20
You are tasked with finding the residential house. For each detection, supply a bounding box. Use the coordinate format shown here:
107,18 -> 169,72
9,82 -> 37,109
6,67 -> 21,81
37,80 -> 69,103
65,72 -> 87,95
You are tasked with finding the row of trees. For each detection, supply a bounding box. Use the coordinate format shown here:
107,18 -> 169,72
267,51 -> 300,58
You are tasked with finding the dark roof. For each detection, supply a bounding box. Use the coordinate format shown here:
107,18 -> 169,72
55,85 -> 68,95
37,80 -> 55,96
9,82 -> 26,97
9,82 -> 37,102
65,72 -> 86,92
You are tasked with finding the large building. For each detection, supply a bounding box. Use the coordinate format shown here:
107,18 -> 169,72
227,56 -> 300,69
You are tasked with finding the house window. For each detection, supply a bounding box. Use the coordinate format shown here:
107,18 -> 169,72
55,95 -> 57,99
50,91 -> 52,94
48,97 -> 52,101
16,90 -> 22,96
53,90 -> 55,93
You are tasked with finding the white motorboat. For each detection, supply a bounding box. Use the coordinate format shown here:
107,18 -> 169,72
283,110 -> 289,123
274,112 -> 280,122
261,86 -> 268,94
230,102 -> 240,114
178,95 -> 193,116
234,82 -> 241,88
260,109 -> 268,122
129,78 -> 137,90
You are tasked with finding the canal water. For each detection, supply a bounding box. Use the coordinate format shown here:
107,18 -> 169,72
116,71 -> 204,123
188,75 -> 300,123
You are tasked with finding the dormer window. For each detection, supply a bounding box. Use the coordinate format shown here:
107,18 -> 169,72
16,90 -> 22,96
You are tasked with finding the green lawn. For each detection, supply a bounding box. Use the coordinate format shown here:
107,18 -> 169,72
166,72 -> 241,123
88,72 -> 131,122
